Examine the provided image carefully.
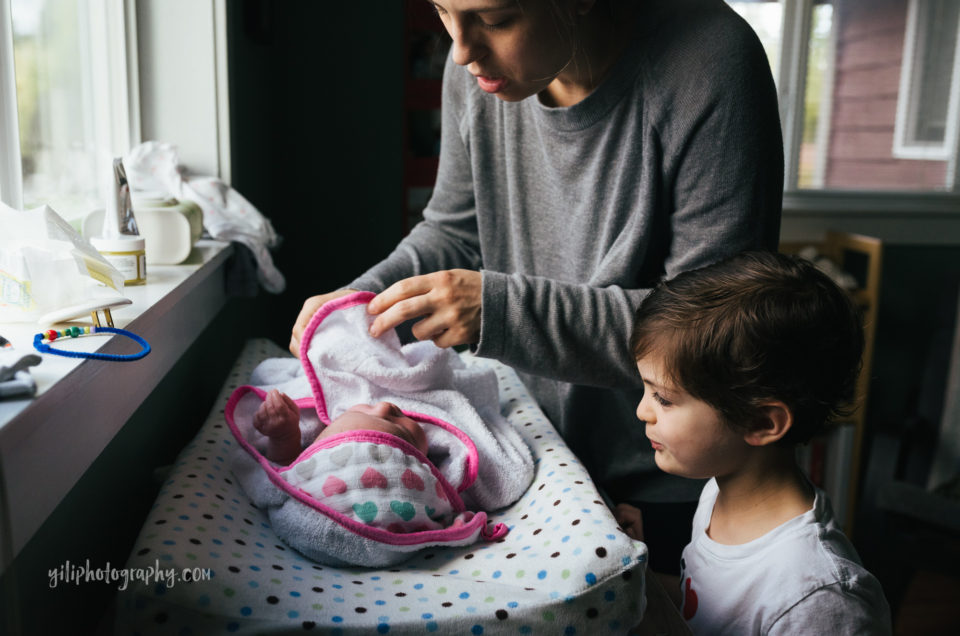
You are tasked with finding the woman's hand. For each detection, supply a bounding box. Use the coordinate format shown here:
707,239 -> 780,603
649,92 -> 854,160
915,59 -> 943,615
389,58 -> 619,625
289,289 -> 358,356
614,503 -> 645,541
367,269 -> 482,348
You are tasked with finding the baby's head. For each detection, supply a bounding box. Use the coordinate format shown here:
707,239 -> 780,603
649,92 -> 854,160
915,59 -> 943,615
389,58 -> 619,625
630,250 -> 864,446
318,401 -> 429,455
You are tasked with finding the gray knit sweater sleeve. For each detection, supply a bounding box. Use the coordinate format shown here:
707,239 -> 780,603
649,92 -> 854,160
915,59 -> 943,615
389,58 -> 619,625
351,0 -> 783,390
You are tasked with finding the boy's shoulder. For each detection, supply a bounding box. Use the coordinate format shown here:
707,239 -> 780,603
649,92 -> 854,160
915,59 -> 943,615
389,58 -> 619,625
684,483 -> 890,634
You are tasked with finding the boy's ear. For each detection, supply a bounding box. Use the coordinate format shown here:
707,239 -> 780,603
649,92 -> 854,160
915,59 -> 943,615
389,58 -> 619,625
744,402 -> 793,447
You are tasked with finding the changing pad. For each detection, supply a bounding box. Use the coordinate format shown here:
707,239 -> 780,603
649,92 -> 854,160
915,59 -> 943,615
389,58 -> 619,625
114,339 -> 648,634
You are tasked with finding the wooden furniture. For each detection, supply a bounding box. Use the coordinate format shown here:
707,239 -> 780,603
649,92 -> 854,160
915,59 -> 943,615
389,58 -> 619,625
780,231 -> 883,535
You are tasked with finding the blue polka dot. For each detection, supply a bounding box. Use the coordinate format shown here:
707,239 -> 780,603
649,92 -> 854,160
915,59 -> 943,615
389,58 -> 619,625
375,600 -> 386,606
426,622 -> 438,632
248,581 -> 258,588
240,607 -> 252,616
585,573 -> 597,585
422,613 -> 433,619
492,570 -> 502,579
332,616 -> 344,623
507,602 -> 518,608
519,627 -> 532,634
562,536 -> 570,543
537,570 -> 547,580
414,583 -> 424,590
604,590 -> 616,601
460,592 -> 470,599
377,624 -> 390,633
197,595 -> 210,607
226,622 -> 239,633
249,566 -> 260,571
564,626 -> 576,635
287,611 -> 299,619
471,626 -> 483,635
290,591 -> 301,597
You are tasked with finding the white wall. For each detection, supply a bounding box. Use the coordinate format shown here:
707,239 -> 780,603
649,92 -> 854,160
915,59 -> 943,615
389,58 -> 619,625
135,0 -> 230,181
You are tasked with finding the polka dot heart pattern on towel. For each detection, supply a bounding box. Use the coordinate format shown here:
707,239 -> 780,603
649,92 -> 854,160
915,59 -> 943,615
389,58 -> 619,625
115,339 -> 648,634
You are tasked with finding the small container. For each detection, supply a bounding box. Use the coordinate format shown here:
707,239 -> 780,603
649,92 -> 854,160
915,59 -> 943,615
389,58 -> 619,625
90,236 -> 147,286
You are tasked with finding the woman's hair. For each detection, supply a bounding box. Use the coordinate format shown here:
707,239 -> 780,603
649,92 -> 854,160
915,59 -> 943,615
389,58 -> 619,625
630,250 -> 864,444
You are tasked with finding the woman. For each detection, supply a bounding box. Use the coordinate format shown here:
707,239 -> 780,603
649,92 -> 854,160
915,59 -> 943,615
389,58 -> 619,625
291,0 -> 783,575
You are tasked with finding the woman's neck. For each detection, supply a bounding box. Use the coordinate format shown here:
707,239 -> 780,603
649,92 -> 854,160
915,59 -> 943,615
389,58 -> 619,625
707,451 -> 814,545
541,2 -> 639,107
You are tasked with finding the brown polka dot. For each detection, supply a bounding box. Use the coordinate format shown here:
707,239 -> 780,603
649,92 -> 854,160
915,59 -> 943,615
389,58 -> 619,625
596,547 -> 607,558
586,608 -> 599,618
496,609 -> 509,620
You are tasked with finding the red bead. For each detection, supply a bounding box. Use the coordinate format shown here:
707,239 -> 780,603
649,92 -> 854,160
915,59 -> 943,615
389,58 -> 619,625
46,329 -> 58,341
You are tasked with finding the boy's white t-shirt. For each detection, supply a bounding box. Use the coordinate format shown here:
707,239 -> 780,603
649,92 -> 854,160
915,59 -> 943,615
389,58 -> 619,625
680,478 -> 891,635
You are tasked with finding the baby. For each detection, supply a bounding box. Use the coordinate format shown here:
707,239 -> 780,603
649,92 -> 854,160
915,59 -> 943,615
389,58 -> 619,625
253,389 -> 429,465
616,250 -> 891,634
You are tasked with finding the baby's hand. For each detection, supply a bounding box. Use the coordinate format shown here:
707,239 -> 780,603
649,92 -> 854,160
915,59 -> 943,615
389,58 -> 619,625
253,389 -> 300,439
614,503 -> 645,541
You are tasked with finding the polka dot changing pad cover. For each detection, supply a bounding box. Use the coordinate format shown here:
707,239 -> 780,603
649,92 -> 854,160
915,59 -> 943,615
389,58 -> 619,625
115,338 -> 648,635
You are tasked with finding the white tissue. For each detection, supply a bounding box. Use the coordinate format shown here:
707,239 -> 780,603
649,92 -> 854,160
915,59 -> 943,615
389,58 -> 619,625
123,141 -> 286,293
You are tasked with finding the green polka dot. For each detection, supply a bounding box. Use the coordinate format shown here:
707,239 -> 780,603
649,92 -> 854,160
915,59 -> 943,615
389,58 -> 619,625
311,604 -> 322,611
231,552 -> 242,558
186,553 -> 196,561
270,578 -> 281,585
393,579 -> 403,585
543,611 -> 555,621
516,570 -> 525,578
223,588 -> 235,597
484,596 -> 495,603
437,587 -> 447,594
472,570 -> 481,577
399,606 -> 410,612
561,569 -> 570,579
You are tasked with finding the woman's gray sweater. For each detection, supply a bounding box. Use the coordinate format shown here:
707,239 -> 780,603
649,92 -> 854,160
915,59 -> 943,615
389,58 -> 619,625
351,0 -> 783,503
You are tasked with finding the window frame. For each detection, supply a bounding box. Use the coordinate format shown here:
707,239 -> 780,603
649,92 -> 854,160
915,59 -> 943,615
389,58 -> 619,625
892,0 -> 960,164
754,0 -> 960,218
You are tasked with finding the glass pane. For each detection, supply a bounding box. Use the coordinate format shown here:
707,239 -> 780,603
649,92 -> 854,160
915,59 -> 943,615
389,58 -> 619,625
802,0 -> 956,190
12,0 -> 109,220
727,0 -> 784,88
912,0 -> 958,143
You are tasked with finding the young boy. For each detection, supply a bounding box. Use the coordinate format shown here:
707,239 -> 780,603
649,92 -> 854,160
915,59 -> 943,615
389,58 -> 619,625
618,250 -> 891,635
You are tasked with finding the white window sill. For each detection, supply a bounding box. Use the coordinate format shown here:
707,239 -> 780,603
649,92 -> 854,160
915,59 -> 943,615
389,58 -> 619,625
0,240 -> 234,573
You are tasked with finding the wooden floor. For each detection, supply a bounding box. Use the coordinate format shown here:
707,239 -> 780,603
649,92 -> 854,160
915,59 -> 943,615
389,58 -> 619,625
894,570 -> 960,635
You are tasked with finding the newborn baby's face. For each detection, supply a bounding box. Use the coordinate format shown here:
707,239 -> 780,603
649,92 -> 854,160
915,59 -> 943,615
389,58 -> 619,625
319,402 -> 429,455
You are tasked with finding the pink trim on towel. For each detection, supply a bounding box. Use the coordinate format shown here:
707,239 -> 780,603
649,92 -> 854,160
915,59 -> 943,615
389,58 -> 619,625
298,291 -> 481,493
225,385 -> 495,546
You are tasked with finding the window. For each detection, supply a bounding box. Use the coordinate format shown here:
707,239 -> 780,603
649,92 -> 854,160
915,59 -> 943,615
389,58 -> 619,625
894,0 -> 960,161
0,0 -> 137,221
728,0 -> 960,193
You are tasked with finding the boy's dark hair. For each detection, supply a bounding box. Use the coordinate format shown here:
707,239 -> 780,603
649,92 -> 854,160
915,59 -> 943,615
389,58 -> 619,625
630,250 -> 864,445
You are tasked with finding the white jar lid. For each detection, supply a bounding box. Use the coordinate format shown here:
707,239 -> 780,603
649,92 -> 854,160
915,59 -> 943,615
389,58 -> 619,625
90,236 -> 146,252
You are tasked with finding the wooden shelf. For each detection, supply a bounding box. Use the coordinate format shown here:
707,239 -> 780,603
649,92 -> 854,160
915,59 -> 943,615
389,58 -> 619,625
782,231 -> 883,535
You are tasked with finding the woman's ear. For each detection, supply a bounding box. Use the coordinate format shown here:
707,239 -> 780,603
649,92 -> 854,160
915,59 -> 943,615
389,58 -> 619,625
744,402 -> 793,447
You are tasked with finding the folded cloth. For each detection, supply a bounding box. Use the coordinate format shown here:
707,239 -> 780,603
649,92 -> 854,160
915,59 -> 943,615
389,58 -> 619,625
123,141 -> 285,293
226,292 -> 535,566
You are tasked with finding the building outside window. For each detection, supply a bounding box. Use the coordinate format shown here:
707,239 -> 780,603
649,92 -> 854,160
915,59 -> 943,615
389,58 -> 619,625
728,0 -> 960,192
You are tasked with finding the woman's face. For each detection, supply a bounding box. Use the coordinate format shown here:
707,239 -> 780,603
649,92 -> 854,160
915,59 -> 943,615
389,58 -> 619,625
431,0 -> 579,102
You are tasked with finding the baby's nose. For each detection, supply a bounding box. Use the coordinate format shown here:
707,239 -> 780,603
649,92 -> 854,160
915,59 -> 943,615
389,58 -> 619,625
371,401 -> 401,417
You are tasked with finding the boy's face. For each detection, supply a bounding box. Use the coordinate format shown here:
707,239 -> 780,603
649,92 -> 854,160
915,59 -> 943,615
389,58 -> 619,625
635,356 -> 749,480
